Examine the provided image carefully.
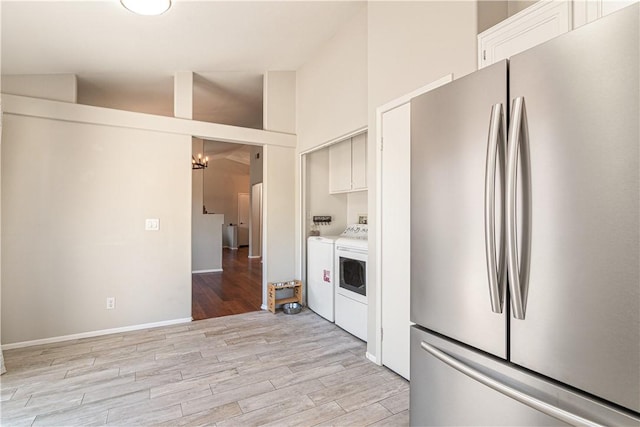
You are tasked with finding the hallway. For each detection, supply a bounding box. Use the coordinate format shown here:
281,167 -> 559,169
192,247 -> 263,320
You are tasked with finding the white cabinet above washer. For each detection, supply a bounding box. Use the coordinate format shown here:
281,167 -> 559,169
478,0 -> 571,69
478,0 -> 639,69
329,133 -> 367,194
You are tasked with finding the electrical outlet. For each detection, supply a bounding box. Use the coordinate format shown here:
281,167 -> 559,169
106,297 -> 115,310
145,218 -> 160,231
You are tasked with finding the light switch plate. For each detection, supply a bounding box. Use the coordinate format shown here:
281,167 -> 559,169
145,218 -> 160,231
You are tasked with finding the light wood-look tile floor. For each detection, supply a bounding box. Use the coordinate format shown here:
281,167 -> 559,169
1,310 -> 409,426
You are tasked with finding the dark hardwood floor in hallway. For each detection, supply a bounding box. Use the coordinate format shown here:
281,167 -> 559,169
192,247 -> 262,320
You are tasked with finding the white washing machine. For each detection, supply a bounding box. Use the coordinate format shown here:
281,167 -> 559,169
307,235 -> 339,322
334,224 -> 368,341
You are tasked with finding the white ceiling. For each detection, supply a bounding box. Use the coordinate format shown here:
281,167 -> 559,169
1,0 -> 365,128
204,140 -> 252,165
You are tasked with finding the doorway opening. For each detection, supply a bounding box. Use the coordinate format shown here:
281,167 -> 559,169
192,247 -> 262,319
192,139 -> 263,320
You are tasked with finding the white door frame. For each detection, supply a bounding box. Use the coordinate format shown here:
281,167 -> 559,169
237,192 -> 249,247
249,183 -> 263,258
373,74 -> 453,366
298,127 -> 367,307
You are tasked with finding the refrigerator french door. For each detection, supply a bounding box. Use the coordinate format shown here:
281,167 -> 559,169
410,4 -> 639,425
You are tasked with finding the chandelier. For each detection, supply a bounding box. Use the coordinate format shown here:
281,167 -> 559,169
192,154 -> 208,170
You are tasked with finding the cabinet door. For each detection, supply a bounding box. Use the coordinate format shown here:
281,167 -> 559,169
329,139 -> 352,193
351,133 -> 367,191
478,0 -> 571,69
575,0 -> 638,28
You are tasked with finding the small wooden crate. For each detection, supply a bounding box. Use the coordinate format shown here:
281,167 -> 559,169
267,280 -> 303,313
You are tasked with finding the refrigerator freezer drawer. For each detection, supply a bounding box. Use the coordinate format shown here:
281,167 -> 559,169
410,326 -> 639,427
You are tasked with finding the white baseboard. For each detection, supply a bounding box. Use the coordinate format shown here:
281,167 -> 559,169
366,351 -> 380,365
223,246 -> 238,250
247,255 -> 261,259
192,268 -> 223,274
2,317 -> 193,350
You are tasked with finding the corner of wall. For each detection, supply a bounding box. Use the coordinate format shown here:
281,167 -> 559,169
263,71 -> 296,134
1,74 -> 78,103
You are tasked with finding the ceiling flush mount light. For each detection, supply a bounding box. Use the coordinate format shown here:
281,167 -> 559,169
192,153 -> 208,170
121,0 -> 171,16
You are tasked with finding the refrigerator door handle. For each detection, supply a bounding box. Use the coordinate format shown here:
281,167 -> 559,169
506,97 -> 532,320
484,103 -> 507,313
420,340 -> 604,427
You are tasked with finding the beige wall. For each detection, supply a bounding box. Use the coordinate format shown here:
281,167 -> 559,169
296,7 -> 368,153
305,148 -> 348,237
366,1 -> 478,358
1,92 -> 296,345
1,114 -> 192,344
347,191 -> 367,225
192,138 -> 223,272
250,146 -> 263,186
263,71 -> 296,134
263,144 -> 296,304
192,213 -> 224,272
478,0 -> 508,32
1,74 -> 78,103
295,2 -> 477,358
295,6 -> 368,282
77,76 -> 174,118
508,0 -> 538,16
368,2 -> 477,111
203,158 -> 250,225
477,0 -> 540,33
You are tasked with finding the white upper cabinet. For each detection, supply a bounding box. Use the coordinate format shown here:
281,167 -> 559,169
478,0 -> 638,69
329,133 -> 368,194
478,0 -> 572,69
351,133 -> 367,191
329,139 -> 352,193
574,0 -> 639,27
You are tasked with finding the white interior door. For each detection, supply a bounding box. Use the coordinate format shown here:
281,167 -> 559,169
381,103 -> 412,379
238,192 -> 249,246
250,183 -> 262,258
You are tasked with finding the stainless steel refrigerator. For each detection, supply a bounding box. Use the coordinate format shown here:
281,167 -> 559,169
410,4 -> 639,426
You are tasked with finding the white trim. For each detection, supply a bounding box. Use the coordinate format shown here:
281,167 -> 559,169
260,304 -> 268,311
477,0 -> 572,69
192,268 -> 223,274
375,75 -> 453,116
1,93 -> 296,148
297,126 -> 368,320
261,148 -> 269,309
374,74 -> 453,367
2,318 -> 193,350
248,255 -> 261,259
223,246 -> 238,250
298,126 -> 367,156
299,150 -> 307,306
365,351 -> 378,364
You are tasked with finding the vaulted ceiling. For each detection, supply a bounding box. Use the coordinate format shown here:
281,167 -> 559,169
1,0 -> 365,128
